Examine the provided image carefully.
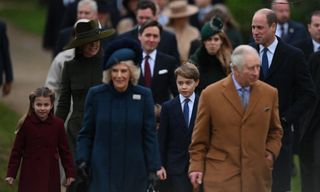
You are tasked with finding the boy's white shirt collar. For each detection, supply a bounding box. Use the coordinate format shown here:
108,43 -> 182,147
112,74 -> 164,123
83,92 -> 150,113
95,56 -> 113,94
179,93 -> 195,104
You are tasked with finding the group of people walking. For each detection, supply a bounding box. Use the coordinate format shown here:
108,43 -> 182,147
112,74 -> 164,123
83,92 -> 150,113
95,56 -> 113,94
2,0 -> 320,192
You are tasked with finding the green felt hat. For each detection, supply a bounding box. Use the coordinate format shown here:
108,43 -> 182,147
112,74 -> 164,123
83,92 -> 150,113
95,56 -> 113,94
63,19 -> 115,50
200,16 -> 224,41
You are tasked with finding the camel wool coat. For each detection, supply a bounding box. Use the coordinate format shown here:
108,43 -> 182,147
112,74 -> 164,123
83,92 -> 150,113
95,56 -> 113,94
189,75 -> 283,192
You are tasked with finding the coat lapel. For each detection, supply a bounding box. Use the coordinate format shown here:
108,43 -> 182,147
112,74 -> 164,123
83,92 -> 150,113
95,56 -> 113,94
267,38 -> 285,79
243,82 -> 261,121
253,38 -> 284,80
189,95 -> 199,131
222,75 -> 244,116
172,97 -> 188,130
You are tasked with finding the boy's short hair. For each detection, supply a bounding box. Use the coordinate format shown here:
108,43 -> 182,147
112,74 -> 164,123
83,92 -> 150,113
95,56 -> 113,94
175,62 -> 200,80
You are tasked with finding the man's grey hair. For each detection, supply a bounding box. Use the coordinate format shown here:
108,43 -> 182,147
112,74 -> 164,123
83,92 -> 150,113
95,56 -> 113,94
102,60 -> 141,85
230,45 -> 260,71
78,0 -> 98,13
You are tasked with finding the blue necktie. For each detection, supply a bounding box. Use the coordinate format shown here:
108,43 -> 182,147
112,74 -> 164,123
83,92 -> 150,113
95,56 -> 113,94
262,48 -> 269,78
183,98 -> 190,127
239,88 -> 248,109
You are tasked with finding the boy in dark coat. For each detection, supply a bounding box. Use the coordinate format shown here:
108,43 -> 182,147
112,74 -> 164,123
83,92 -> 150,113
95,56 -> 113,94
157,63 -> 200,192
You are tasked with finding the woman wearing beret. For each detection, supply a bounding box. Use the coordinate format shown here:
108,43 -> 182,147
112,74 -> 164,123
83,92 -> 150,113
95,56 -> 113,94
55,19 -> 114,158
189,16 -> 232,94
76,38 -> 161,192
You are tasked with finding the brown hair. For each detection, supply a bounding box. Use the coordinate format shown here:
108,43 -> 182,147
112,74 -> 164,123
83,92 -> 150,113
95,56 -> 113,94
175,62 -> 200,81
15,87 -> 55,133
211,31 -> 232,75
139,20 -> 163,35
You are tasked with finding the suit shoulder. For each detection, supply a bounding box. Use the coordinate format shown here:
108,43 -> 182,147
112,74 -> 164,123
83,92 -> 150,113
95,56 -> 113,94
162,96 -> 178,107
88,84 -> 109,95
117,28 -> 137,39
257,80 -> 277,92
289,20 -> 306,29
132,85 -> 152,95
279,40 -> 304,55
157,51 -> 176,61
162,29 -> 176,38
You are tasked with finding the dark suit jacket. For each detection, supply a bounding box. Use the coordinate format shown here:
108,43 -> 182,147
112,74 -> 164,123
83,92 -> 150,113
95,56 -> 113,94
282,20 -> 309,45
118,27 -> 180,61
158,95 -> 199,175
300,52 -> 320,145
293,37 -> 314,61
0,21 -> 13,85
251,37 -> 315,129
138,51 -> 178,105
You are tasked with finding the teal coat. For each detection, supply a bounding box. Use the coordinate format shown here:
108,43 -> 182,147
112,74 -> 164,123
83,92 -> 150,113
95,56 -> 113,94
76,83 -> 161,192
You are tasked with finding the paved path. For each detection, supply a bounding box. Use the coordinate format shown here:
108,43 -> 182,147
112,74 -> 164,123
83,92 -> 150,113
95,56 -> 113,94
1,21 -> 51,115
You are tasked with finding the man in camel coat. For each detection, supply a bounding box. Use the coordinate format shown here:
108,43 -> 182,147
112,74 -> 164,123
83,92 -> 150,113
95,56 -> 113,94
189,45 -> 283,192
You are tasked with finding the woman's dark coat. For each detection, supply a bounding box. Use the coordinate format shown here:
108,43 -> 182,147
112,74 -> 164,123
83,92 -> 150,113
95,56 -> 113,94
189,45 -> 226,94
55,53 -> 103,155
76,84 -> 161,192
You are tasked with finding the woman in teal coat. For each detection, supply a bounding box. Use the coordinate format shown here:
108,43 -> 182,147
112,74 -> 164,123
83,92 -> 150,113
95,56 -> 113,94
76,39 -> 161,192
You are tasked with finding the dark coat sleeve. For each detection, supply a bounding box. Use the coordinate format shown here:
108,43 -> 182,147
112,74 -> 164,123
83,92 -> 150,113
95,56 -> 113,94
284,47 -> 316,123
6,125 -> 25,178
143,88 -> 161,172
0,21 -> 13,85
76,87 -> 96,163
158,101 -> 169,167
57,117 -> 75,177
55,61 -> 72,120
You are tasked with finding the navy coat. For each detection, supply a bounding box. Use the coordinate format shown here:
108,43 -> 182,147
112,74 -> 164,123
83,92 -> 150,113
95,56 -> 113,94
76,83 -> 161,192
158,96 -> 199,175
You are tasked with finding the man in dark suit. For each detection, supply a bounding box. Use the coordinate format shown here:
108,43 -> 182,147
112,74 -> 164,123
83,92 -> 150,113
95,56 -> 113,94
271,0 -> 309,45
118,0 -> 180,62
0,20 -> 13,96
294,10 -> 320,60
299,51 -> 320,192
157,63 -> 200,192
251,8 -> 316,192
137,20 -> 178,106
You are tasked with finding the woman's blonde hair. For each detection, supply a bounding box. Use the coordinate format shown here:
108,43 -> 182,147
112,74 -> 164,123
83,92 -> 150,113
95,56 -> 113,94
15,87 -> 55,134
102,60 -> 141,85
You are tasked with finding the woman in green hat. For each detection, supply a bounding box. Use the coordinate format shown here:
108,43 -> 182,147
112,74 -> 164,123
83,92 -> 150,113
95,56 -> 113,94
189,16 -> 233,94
55,19 -> 114,177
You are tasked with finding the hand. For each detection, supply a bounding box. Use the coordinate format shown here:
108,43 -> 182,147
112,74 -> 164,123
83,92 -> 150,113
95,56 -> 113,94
64,177 -> 75,186
189,171 -> 203,189
2,81 -> 12,96
154,104 -> 162,119
265,151 -> 274,163
77,161 -> 89,180
5,177 -> 14,185
156,166 -> 167,180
